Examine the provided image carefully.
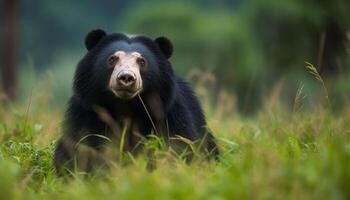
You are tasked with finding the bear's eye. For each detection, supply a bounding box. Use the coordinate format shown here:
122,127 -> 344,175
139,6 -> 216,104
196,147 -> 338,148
107,55 -> 119,66
137,57 -> 147,68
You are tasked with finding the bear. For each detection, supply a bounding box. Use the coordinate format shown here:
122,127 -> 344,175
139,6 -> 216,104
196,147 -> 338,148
54,29 -> 219,174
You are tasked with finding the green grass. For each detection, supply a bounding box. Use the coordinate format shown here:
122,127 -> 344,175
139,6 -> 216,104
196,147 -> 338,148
0,82 -> 350,199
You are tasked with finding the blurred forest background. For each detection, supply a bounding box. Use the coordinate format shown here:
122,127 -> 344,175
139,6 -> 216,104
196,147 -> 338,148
1,0 -> 350,114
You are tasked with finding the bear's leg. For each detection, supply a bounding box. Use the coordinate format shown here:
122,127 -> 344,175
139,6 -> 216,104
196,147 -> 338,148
204,131 -> 220,160
54,135 -> 108,175
53,137 -> 76,175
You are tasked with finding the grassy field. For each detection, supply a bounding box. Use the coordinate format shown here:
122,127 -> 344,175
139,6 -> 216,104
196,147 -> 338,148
0,76 -> 350,200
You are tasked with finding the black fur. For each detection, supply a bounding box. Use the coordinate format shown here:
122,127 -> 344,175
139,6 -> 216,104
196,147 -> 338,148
154,37 -> 173,59
85,29 -> 106,51
54,29 -> 219,173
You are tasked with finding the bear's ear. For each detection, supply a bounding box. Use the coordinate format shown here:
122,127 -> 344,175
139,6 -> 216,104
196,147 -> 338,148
85,29 -> 107,51
154,37 -> 173,59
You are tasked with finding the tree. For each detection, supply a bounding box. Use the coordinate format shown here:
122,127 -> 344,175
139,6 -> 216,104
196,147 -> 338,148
1,0 -> 19,100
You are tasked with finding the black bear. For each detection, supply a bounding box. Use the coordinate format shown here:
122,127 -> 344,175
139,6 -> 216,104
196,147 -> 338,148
54,29 -> 219,173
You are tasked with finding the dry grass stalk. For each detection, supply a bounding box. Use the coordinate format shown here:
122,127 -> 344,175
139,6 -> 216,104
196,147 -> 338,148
305,62 -> 330,107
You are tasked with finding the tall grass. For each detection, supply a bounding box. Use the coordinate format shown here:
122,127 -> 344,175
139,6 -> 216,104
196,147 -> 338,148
0,66 -> 350,199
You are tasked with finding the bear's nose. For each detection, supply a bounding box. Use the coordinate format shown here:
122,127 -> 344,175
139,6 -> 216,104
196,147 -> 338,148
117,71 -> 136,88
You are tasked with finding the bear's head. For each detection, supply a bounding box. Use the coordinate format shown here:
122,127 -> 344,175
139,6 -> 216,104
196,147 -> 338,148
74,29 -> 175,107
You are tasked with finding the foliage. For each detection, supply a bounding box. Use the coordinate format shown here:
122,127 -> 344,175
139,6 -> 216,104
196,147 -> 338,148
12,0 -> 350,111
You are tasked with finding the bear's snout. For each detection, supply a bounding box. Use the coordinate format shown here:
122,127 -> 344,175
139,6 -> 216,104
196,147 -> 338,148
109,67 -> 142,99
117,71 -> 136,88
